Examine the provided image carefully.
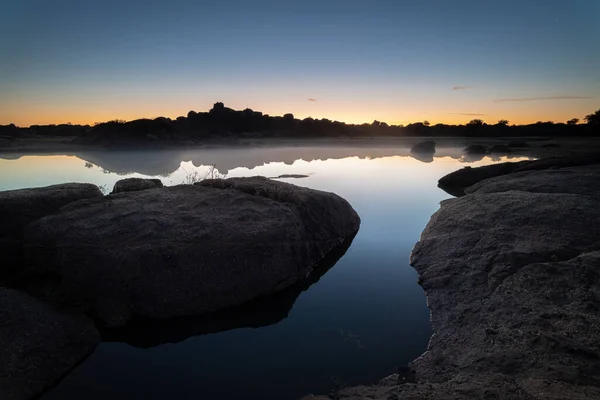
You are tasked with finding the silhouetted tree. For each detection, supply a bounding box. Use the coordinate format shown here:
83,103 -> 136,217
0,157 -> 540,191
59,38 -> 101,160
210,102 -> 225,114
567,118 -> 579,125
467,119 -> 484,127
497,119 -> 509,126
283,113 -> 294,119
423,120 -> 430,127
584,109 -> 600,125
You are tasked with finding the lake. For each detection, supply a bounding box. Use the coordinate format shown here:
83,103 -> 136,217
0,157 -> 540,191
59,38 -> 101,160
0,142 -> 529,400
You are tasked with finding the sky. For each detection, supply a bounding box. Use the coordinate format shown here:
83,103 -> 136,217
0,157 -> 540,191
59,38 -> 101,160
1,0 -> 599,126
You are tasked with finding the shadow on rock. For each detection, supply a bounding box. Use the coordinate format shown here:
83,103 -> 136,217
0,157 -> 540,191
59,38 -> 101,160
101,232 -> 357,348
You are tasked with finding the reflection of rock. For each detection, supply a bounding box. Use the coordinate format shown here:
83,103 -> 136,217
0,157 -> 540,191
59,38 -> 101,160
409,152 -> 434,163
314,158 -> 600,399
0,183 -> 103,280
102,233 -> 356,348
112,178 -> 163,194
74,150 -> 186,176
410,141 -> 436,163
68,145 -> 470,177
410,141 -> 436,154
22,178 -> 360,327
463,144 -> 487,155
0,287 -> 99,400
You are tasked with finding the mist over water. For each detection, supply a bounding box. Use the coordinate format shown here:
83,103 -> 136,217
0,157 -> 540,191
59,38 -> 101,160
0,144 -> 530,400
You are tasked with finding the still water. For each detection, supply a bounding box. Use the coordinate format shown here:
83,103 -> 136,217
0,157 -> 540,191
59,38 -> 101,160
0,143 -> 527,400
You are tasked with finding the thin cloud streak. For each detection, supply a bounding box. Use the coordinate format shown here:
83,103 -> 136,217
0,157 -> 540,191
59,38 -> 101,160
308,98 -> 317,102
494,96 -> 592,103
452,86 -> 474,91
448,112 -> 486,116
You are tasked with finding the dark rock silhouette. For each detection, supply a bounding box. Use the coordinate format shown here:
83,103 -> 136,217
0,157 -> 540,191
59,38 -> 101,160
0,287 -> 99,400
21,178 -> 360,327
313,157 -> 600,399
410,140 -> 436,154
0,183 -> 103,281
102,233 -> 356,348
111,178 -> 163,194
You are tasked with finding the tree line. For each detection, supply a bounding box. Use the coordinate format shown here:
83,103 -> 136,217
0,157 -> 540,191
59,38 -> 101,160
1,104 -> 598,144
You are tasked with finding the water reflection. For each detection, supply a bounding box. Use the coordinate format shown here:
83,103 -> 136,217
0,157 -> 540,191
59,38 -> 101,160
0,145 -> 533,400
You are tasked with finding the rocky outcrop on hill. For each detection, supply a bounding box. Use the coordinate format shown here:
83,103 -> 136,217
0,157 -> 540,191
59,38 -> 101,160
20,177 -> 360,327
306,158 -> 600,399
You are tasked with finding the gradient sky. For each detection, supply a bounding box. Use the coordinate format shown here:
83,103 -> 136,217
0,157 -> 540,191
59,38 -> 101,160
1,0 -> 599,126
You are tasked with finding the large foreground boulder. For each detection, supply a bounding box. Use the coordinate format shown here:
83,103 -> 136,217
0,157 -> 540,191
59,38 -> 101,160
0,183 -> 103,280
0,287 -> 99,400
311,161 -> 600,399
21,177 -> 360,327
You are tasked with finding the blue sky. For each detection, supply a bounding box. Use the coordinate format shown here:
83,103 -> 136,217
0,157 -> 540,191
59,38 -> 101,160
1,0 -> 599,125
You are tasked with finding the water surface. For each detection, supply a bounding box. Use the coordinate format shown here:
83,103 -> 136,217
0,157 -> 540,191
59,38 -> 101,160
0,143 -> 528,400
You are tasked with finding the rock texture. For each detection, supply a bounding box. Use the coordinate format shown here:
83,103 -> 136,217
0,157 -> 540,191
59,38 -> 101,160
111,177 -> 163,193
0,287 -> 99,400
0,183 -> 103,280
438,154 -> 600,196
103,234 -> 356,348
21,177 -> 360,327
308,158 -> 600,399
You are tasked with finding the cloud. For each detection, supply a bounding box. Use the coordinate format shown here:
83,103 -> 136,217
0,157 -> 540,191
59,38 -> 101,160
494,96 -> 592,103
448,112 -> 486,116
308,98 -> 317,102
452,86 -> 474,91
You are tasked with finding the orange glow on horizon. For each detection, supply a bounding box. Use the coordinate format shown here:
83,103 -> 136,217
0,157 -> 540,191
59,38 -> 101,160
1,96 -> 597,128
